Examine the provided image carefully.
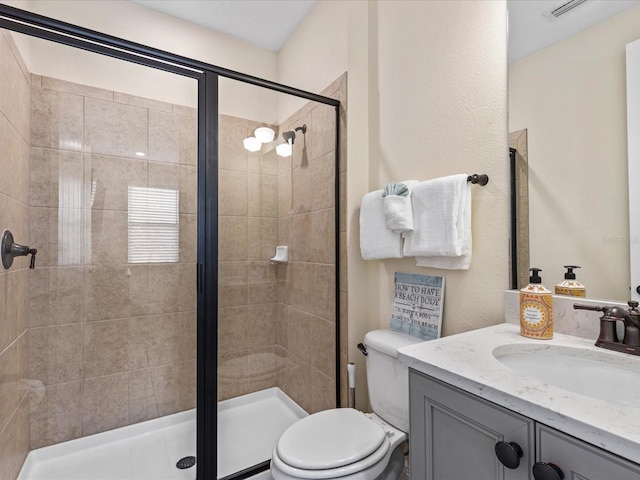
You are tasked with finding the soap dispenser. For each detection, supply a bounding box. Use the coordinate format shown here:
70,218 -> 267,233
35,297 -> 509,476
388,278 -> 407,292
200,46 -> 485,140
520,268 -> 553,339
555,265 -> 586,297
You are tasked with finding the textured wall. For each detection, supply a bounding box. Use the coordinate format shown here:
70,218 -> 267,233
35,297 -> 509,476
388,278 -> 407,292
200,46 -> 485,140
28,75 -> 197,449
369,0 -> 509,334
0,30 -> 31,480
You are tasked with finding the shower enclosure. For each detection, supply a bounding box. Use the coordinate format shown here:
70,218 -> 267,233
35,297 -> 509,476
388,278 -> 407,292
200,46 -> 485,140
0,5 -> 342,480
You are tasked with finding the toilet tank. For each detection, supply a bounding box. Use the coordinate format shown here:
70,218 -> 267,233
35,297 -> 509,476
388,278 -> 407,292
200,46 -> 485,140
363,329 -> 423,433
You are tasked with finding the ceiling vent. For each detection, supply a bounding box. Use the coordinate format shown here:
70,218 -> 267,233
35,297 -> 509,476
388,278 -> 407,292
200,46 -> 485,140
543,0 -> 589,21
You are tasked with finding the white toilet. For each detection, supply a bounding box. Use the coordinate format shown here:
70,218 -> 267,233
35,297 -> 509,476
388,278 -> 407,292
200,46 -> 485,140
271,329 -> 422,480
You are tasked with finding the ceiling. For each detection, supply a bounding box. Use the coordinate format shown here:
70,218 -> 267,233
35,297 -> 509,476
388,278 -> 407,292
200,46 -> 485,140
129,1 -> 640,60
130,0 -> 316,52
508,0 -> 640,63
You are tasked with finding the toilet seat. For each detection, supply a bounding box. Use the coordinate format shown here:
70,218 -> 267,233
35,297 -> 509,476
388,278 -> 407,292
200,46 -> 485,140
271,409 -> 394,480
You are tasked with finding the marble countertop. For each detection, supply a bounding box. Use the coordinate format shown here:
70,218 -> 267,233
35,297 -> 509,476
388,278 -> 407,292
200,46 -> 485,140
398,323 -> 640,464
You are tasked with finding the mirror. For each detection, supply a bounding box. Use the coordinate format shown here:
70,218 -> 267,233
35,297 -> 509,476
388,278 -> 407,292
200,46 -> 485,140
508,1 -> 640,301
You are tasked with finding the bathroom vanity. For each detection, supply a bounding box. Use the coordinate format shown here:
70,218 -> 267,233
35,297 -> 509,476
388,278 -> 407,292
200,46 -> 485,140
398,323 -> 640,480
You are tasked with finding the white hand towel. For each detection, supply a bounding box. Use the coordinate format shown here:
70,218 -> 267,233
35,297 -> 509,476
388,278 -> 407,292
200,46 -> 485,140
360,189 -> 403,260
383,180 -> 419,234
403,174 -> 472,267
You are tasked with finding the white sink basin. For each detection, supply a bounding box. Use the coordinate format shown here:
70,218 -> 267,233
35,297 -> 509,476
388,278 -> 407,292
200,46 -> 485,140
492,343 -> 640,407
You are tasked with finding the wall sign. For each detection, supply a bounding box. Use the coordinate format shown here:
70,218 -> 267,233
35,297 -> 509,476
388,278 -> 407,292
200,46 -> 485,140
390,272 -> 445,340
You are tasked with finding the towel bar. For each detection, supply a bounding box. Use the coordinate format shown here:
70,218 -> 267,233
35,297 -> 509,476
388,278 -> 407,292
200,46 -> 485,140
467,174 -> 489,186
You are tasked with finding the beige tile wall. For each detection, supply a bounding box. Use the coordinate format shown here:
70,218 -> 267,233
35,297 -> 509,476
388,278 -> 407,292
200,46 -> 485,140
28,75 -> 198,449
275,73 -> 347,413
0,30 -> 31,480
218,114 -> 282,400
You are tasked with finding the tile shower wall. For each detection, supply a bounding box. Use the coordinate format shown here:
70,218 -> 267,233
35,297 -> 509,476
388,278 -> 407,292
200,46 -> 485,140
217,114 -> 282,400
28,75 -> 197,449
218,73 -> 347,414
277,74 -> 347,413
0,31 -> 31,480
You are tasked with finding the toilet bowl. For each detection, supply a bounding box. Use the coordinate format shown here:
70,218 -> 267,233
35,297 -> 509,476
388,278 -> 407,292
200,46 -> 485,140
270,409 -> 406,480
270,329 -> 422,480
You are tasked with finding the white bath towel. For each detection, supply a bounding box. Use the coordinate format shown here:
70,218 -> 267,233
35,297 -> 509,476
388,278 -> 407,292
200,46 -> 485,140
383,180 -> 419,234
403,174 -> 472,269
360,189 -> 403,260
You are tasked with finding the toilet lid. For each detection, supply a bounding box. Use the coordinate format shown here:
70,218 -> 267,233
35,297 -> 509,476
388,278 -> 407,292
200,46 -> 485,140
276,409 -> 387,470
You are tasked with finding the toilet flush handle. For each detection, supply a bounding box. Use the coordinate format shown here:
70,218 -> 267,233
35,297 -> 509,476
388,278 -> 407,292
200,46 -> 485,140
357,343 -> 367,356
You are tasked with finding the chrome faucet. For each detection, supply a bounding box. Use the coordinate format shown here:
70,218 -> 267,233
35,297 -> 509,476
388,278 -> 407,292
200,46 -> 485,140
574,301 -> 640,355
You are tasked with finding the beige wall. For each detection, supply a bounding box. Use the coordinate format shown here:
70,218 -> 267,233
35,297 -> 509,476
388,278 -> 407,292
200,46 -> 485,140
0,30 -> 31,480
277,0 -> 348,123
509,5 -> 640,301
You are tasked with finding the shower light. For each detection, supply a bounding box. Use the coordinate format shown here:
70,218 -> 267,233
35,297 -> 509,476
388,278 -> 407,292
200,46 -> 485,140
243,136 -> 261,152
254,126 -> 275,143
276,140 -> 292,157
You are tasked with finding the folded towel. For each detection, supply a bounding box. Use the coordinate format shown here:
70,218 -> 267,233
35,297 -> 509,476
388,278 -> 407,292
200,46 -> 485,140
416,176 -> 472,269
403,174 -> 472,268
415,254 -> 471,270
382,180 -> 419,234
360,189 -> 403,260
382,182 -> 410,197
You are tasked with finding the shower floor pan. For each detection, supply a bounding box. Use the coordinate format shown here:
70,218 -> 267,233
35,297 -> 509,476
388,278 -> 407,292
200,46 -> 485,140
18,387 -> 306,480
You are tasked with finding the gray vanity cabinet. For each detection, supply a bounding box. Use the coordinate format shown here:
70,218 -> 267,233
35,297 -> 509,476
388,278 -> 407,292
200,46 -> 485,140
409,369 -> 640,480
409,370 -> 534,480
535,424 -> 640,480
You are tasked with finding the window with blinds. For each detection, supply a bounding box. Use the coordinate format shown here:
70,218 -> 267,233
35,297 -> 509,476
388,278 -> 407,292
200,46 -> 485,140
128,186 -> 179,263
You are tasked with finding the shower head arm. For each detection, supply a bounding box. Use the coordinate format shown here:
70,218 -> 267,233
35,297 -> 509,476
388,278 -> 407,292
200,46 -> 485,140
282,124 -> 307,145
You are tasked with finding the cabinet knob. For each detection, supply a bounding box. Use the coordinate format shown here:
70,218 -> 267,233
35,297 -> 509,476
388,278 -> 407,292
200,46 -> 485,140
532,462 -> 564,480
494,441 -> 523,469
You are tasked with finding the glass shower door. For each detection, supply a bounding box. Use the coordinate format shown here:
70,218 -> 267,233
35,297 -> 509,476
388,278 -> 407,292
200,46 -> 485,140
216,77 -> 339,479
6,29 -> 200,480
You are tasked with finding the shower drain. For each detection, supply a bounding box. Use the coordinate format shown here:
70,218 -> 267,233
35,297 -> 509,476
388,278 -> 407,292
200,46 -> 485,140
176,456 -> 196,469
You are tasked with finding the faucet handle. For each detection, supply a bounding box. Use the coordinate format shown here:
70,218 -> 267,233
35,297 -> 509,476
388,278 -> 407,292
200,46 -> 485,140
28,248 -> 37,269
626,301 -> 640,327
1,230 -> 38,270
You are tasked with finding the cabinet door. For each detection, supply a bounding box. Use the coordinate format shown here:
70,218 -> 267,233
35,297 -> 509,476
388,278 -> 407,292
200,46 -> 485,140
535,424 -> 640,480
410,370 -> 533,480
